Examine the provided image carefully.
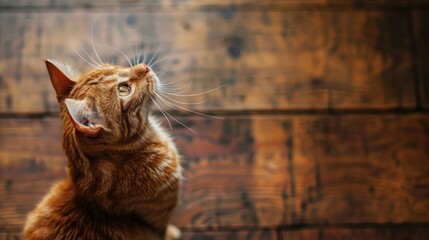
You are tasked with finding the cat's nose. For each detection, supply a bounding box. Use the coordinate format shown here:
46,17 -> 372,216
131,64 -> 150,77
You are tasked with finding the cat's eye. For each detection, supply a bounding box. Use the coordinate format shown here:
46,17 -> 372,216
118,83 -> 131,97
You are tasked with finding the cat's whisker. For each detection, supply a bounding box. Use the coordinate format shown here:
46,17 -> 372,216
96,43 -> 133,67
133,45 -> 140,66
147,44 -> 161,67
159,80 -> 193,94
158,78 -> 191,87
151,95 -> 198,134
154,92 -> 222,120
159,85 -> 226,97
157,64 -> 196,92
135,119 -> 150,140
150,65 -> 161,73
156,92 -> 207,105
136,48 -> 142,65
160,85 -> 192,94
154,71 -> 172,79
142,47 -> 148,65
159,85 -> 192,95
91,13 -> 104,66
124,47 -> 133,67
148,55 -> 174,69
157,73 -> 169,79
72,46 -> 100,69
159,83 -> 193,93
158,78 -> 190,87
149,95 -> 172,130
133,113 -> 146,139
135,127 -> 144,139
132,46 -> 136,66
157,85 -> 187,95
157,67 -> 195,88
80,44 -> 102,67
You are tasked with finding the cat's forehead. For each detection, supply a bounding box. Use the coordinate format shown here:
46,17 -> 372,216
79,65 -> 131,83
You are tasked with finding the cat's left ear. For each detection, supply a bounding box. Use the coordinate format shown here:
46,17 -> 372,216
45,59 -> 77,100
64,98 -> 108,138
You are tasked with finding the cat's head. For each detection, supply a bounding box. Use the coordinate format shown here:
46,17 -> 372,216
46,59 -> 159,143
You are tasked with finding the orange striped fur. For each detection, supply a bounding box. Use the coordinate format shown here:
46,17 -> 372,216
23,60 -> 182,240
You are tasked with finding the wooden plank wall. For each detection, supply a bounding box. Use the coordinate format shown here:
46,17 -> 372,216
1,0 -> 429,239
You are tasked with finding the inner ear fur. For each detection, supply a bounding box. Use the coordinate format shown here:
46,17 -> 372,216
65,98 -> 107,138
45,59 -> 77,100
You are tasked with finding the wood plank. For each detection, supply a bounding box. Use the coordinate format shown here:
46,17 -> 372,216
322,227 -> 429,240
1,114 -> 429,232
0,232 -> 22,240
413,11 -> 429,109
173,114 -> 429,227
182,230 -> 277,240
2,227 -> 429,240
0,11 -> 415,113
0,230 -> 277,240
282,229 -> 320,240
0,0 -> 419,9
0,231 -> 19,239
282,227 -> 429,240
0,118 -> 65,233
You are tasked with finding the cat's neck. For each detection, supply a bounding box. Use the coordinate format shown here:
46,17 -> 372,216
60,113 -> 180,228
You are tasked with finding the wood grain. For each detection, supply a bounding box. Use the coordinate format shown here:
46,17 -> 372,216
0,230 -> 281,240
0,118 -> 65,233
0,11 -> 415,113
182,230 -> 277,240
1,228 -> 428,240
282,229 -> 320,240
413,11 -> 429,109
0,0 -> 421,9
0,231 -> 276,240
0,232 -> 20,240
0,0 -> 428,238
1,115 -> 428,233
282,227 -> 429,240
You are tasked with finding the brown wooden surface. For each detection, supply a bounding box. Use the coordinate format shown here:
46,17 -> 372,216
182,230 -> 277,240
2,0 -> 429,9
2,228 -> 429,240
282,227 -> 429,240
1,0 -> 429,239
0,11 -> 416,113
172,114 -> 429,228
1,115 -> 429,234
0,231 -> 277,240
413,11 -> 429,109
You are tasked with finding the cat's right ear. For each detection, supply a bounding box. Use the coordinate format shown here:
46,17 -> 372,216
45,59 -> 77,100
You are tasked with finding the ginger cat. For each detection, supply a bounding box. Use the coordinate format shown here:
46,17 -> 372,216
23,60 -> 182,240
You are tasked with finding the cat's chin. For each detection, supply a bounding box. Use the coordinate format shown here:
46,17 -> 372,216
147,70 -> 161,92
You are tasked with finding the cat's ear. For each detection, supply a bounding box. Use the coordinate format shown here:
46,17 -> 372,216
45,59 -> 77,99
64,98 -> 107,138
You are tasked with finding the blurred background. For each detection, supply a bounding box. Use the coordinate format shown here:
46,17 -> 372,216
1,0 -> 429,239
